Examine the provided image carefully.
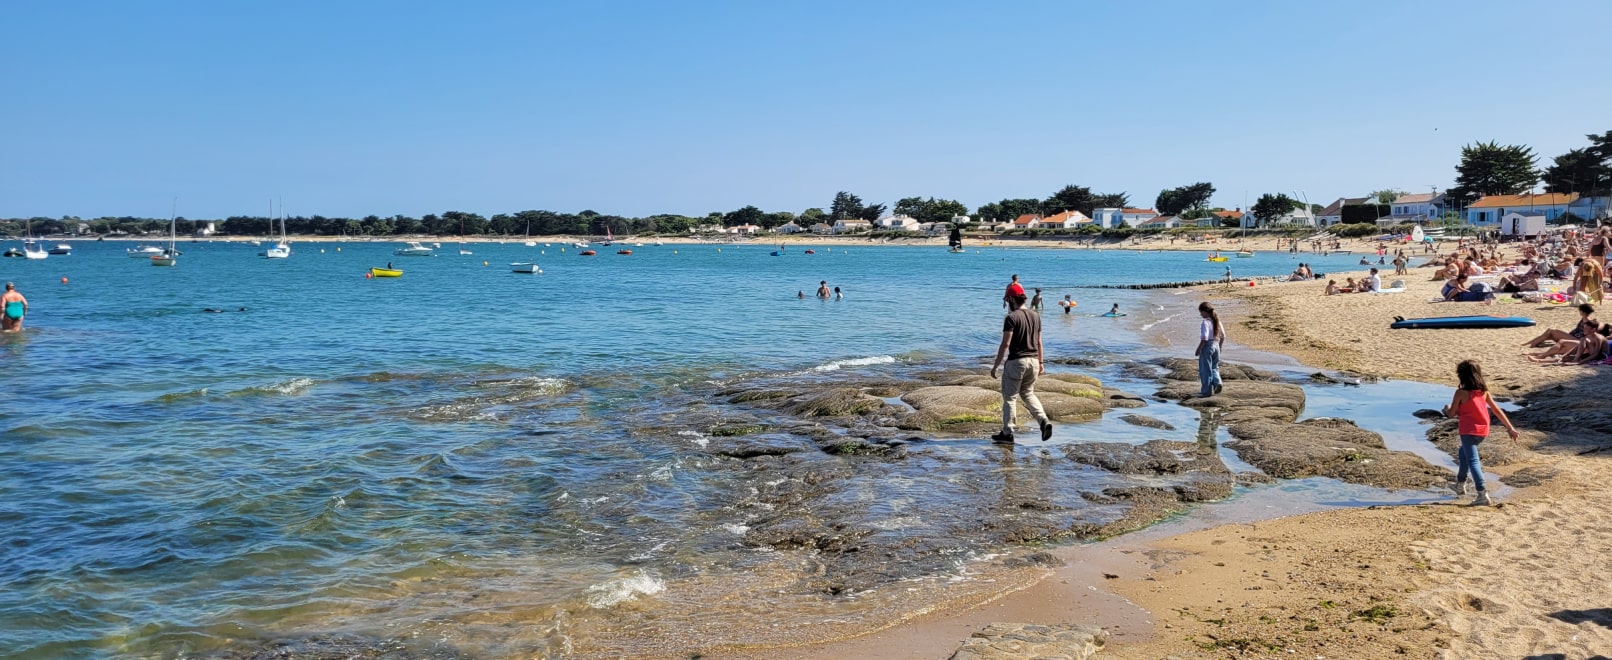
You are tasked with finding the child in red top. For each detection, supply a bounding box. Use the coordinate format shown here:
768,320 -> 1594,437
1442,360 -> 1520,506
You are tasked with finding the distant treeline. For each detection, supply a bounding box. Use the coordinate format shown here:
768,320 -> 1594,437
0,210 -> 714,238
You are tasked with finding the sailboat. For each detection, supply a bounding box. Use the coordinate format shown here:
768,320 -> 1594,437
262,200 -> 291,258
152,203 -> 178,266
21,219 -> 48,259
523,219 -> 537,247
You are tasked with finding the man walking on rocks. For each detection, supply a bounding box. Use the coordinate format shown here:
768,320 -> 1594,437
990,286 -> 1052,444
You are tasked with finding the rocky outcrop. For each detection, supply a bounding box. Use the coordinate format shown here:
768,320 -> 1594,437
1119,414 -> 1174,431
1154,379 -> 1306,423
949,623 -> 1107,660
1225,418 -> 1448,489
1156,357 -> 1278,383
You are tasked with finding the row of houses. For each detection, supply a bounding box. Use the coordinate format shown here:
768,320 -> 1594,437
1306,192 -> 1611,229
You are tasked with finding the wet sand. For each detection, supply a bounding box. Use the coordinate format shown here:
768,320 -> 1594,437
781,238 -> 1612,658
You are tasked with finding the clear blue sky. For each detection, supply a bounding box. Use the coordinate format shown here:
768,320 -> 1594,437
3,0 -> 1608,219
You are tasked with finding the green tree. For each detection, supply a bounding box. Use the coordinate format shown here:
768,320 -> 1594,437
1448,141 -> 1540,206
724,205 -> 764,227
1250,193 -> 1298,225
830,191 -> 864,220
1543,131 -> 1612,196
978,198 -> 1041,223
1093,192 -> 1130,210
1043,185 -> 1095,216
1371,189 -> 1406,205
1155,182 -> 1215,216
760,211 -> 795,229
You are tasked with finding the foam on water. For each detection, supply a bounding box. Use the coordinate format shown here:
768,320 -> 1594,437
585,572 -> 666,609
813,355 -> 897,371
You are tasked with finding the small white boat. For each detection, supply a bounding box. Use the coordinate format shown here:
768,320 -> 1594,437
22,240 -> 48,260
262,243 -> 291,258
128,245 -> 165,258
510,262 -> 542,273
394,241 -> 434,256
655,240 -> 664,246
633,242 -> 645,247
573,241 -> 590,249
458,244 -> 473,255
431,242 -> 442,248
523,240 -> 537,247
48,244 -> 73,255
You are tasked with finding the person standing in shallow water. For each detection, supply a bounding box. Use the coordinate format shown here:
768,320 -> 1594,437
989,288 -> 1052,444
1030,288 -> 1043,312
1,282 -> 27,333
1194,302 -> 1225,397
1443,360 -> 1519,506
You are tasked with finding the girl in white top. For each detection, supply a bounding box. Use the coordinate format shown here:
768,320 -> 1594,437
1195,302 -> 1226,397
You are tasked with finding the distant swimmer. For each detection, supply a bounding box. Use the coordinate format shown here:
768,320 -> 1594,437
203,308 -> 225,313
1030,288 -> 1043,312
1059,295 -> 1076,314
2,282 -> 28,333
834,286 -> 843,300
798,291 -> 805,300
817,281 -> 831,299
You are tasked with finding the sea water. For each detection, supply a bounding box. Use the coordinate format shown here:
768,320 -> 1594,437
0,241 -> 1427,657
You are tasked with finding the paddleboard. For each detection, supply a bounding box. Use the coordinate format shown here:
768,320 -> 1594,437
1101,313 -> 1126,317
1389,315 -> 1535,329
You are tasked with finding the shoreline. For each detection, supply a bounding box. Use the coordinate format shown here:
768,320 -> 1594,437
780,244 -> 1612,658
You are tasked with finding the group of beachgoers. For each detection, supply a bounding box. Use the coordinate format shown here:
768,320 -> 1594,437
799,281 -> 843,300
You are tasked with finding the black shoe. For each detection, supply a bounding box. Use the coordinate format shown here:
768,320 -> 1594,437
1213,383 -> 1223,395
1040,420 -> 1054,442
990,431 -> 1015,444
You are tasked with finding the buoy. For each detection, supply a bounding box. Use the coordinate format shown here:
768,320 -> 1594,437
1248,281 -> 1256,287
320,248 -> 325,253
483,260 -> 488,266
336,247 -> 341,252
673,250 -> 678,254
365,272 -> 373,279
61,277 -> 68,284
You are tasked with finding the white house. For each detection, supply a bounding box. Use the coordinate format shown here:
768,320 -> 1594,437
1090,208 -> 1123,229
832,219 -> 873,234
811,222 -> 834,234
730,223 -> 761,235
777,221 -> 805,234
1120,208 -> 1160,226
1012,214 -> 1042,231
1138,215 -> 1181,229
1388,192 -> 1445,221
1039,210 -> 1091,229
1465,193 -> 1578,227
876,214 -> 921,231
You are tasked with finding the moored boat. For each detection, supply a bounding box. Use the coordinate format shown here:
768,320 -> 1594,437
579,250 -> 597,256
48,244 -> 73,255
369,267 -> 403,277
394,242 -> 434,256
617,249 -> 632,255
510,262 -> 542,273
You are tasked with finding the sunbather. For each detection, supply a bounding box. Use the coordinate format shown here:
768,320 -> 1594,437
1523,303 -> 1596,348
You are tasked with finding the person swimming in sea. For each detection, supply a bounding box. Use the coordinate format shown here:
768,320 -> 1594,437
1059,295 -> 1075,314
834,286 -> 843,300
798,291 -> 805,300
1107,304 -> 1120,316
817,281 -> 831,299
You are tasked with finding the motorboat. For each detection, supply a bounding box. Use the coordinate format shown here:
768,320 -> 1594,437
458,246 -> 473,255
523,240 -> 537,247
394,242 -> 434,256
573,241 -> 590,249
22,240 -> 47,260
2,247 -> 21,257
128,245 -> 165,258
510,262 -> 542,273
369,267 -> 403,277
616,249 -> 632,255
1235,251 -> 1254,258
579,250 -> 597,256
1207,256 -> 1228,262
431,242 -> 442,248
48,244 -> 72,255
633,242 -> 645,247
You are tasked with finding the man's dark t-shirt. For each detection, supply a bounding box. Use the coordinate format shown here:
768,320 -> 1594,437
1003,308 -> 1042,360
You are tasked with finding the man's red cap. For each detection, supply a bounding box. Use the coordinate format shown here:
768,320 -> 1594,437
1007,282 -> 1024,297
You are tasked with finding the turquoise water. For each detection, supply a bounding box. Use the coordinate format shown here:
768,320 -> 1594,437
0,241 -> 1402,657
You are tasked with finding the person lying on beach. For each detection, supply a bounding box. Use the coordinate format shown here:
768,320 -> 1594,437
1463,259 -> 1484,277
1528,320 -> 1612,364
1523,303 -> 1596,348
1497,267 -> 1540,293
1549,257 -> 1577,280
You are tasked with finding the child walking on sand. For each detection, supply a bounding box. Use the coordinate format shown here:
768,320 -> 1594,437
1442,360 -> 1520,506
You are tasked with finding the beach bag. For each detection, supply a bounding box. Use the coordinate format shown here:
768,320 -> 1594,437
1573,291 -> 1592,305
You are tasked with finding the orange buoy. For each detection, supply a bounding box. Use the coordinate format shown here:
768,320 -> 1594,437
365,272 -> 373,279
61,277 -> 68,284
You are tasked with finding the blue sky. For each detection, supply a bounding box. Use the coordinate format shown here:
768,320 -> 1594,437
3,0 -> 1608,219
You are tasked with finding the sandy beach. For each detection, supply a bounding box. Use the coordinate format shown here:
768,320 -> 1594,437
764,238 -> 1612,659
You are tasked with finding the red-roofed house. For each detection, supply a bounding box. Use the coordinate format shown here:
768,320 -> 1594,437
1013,214 -> 1042,229
1121,208 -> 1160,226
1038,210 -> 1090,229
1200,208 -> 1243,227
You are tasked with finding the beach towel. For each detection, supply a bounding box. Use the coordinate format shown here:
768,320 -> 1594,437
1370,287 -> 1407,295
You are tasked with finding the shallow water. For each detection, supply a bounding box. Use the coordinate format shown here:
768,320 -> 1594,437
0,241 -> 1437,657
